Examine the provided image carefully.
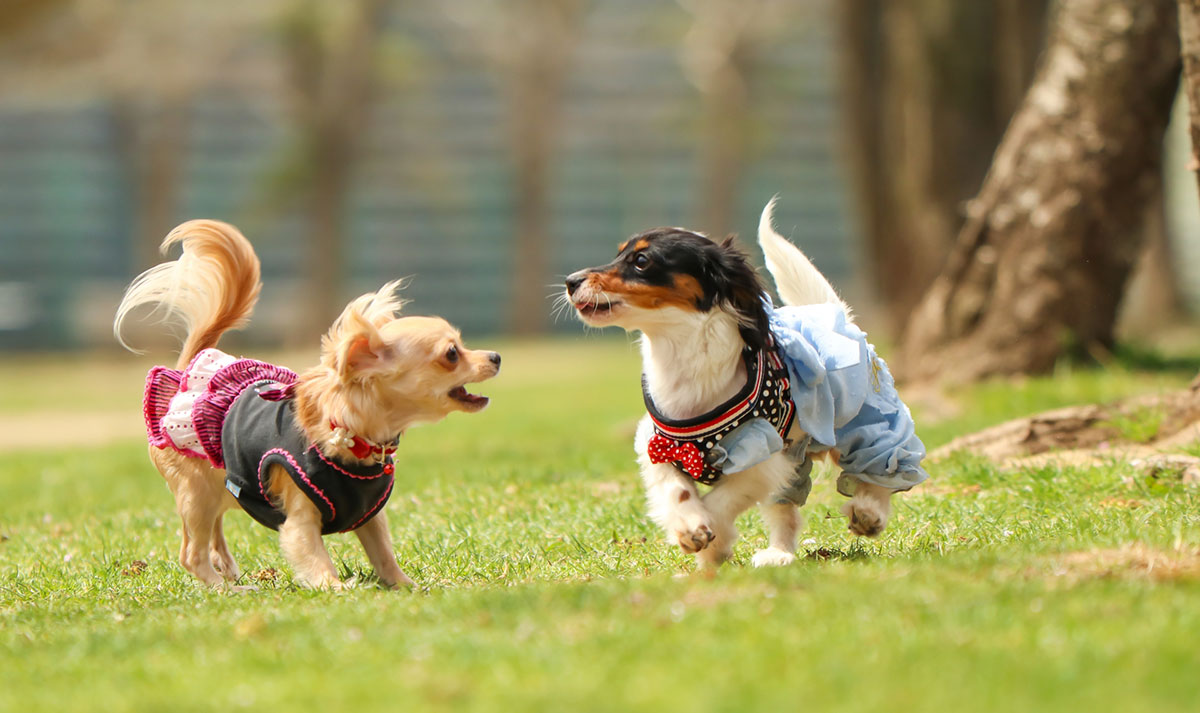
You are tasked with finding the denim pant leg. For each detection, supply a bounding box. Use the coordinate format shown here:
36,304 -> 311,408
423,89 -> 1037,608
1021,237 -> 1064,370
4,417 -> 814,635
773,438 -> 814,506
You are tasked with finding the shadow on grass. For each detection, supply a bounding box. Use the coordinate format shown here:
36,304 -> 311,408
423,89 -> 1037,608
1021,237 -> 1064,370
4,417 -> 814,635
1110,344 -> 1200,375
804,542 -> 874,562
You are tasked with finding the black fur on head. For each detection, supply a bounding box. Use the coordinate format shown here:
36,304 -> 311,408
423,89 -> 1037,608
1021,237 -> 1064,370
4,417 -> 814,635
568,227 -> 771,350
705,233 -> 772,351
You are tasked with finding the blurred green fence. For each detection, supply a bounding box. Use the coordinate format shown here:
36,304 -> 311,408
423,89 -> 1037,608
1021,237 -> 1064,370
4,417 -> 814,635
0,0 -> 855,349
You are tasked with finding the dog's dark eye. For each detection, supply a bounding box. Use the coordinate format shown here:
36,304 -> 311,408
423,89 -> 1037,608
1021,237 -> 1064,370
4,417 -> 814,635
633,253 -> 650,271
446,346 -> 459,364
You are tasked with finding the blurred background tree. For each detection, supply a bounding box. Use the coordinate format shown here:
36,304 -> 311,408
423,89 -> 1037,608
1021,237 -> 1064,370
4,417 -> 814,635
0,0 -> 285,346
1,0 -> 846,347
1180,0 -> 1200,200
443,0 -> 588,335
896,0 -> 1182,383
279,0 -> 390,333
1,0 -> 1198,389
836,0 -> 1050,325
0,0 -> 278,268
679,0 -> 776,241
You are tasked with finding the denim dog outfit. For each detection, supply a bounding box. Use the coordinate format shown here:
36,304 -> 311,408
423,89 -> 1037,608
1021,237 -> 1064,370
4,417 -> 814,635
143,348 -> 395,534
644,298 -> 928,500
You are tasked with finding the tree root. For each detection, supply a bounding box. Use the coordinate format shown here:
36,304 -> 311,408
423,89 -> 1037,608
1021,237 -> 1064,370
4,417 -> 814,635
932,374 -> 1200,466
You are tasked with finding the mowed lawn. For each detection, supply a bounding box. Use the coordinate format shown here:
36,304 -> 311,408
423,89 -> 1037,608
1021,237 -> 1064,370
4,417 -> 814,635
2,338 -> 1199,713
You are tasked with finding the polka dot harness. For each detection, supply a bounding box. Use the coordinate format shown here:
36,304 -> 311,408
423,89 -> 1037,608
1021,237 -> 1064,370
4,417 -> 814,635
643,338 -> 796,485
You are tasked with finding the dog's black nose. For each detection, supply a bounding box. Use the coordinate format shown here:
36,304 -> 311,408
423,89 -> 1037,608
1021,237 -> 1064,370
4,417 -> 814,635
565,272 -> 586,297
488,352 -> 501,367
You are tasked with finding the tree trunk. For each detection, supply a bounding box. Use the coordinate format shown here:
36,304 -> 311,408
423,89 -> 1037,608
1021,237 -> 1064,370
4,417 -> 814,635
505,0 -> 584,335
0,0 -> 69,39
679,0 -> 761,241
1180,0 -> 1200,199
693,39 -> 750,244
283,0 -> 388,334
1117,190 -> 1184,338
836,0 -> 1050,327
895,0 -> 1181,384
113,96 -> 191,270
136,98 -> 190,269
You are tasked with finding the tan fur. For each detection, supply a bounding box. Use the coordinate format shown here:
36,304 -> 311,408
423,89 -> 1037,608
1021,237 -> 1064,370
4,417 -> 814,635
588,271 -> 705,311
117,220 -> 499,590
114,220 -> 261,369
841,482 -> 892,537
294,314 -> 498,458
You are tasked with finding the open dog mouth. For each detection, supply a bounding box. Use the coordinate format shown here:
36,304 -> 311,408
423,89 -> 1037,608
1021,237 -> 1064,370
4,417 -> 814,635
448,385 -> 489,410
574,299 -> 622,319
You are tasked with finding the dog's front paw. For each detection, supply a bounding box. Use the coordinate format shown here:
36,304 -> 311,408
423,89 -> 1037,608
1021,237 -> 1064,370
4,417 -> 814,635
841,500 -> 888,537
676,523 -> 715,554
751,547 -> 796,568
667,510 -> 715,554
380,570 -> 414,590
299,573 -> 345,591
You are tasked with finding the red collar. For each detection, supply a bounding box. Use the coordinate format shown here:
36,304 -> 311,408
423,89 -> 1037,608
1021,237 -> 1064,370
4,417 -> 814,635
329,421 -> 399,461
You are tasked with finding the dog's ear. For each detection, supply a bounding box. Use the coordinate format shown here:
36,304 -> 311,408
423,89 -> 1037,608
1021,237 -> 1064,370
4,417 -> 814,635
341,334 -> 385,377
710,235 -> 770,351
328,300 -> 394,381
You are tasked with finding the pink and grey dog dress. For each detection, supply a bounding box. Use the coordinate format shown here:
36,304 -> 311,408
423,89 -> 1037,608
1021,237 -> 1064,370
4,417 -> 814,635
143,349 -> 395,534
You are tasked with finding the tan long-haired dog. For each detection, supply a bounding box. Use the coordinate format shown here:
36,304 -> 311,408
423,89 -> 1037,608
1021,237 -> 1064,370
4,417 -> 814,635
115,220 -> 500,589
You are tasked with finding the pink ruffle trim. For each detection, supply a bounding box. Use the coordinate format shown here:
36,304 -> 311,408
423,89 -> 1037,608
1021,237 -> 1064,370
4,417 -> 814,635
143,352 -> 298,467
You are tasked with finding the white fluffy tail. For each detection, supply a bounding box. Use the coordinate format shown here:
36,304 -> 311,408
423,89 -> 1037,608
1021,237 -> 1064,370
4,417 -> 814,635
757,198 -> 850,317
113,220 -> 262,369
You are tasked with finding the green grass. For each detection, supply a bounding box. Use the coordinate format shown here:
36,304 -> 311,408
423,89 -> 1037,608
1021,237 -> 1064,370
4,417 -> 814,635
2,338 -> 1200,712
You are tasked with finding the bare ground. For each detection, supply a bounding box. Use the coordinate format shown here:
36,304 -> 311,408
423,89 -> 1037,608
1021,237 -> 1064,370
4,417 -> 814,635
0,410 -> 144,452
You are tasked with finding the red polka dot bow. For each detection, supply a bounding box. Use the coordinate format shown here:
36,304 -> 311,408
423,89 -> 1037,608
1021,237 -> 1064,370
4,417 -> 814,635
648,434 -> 706,480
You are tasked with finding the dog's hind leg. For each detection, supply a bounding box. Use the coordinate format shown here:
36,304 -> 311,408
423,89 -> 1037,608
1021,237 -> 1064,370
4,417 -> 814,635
154,449 -> 225,586
841,480 -> 893,537
751,503 -> 801,567
175,481 -> 226,586
210,513 -> 240,581
752,457 -> 812,567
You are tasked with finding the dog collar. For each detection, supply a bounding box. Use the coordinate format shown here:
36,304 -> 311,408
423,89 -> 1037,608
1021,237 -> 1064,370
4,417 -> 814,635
328,420 -> 400,461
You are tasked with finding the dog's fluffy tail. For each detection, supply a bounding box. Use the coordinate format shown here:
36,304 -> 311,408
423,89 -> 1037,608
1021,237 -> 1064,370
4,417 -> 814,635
114,220 -> 261,369
757,197 -> 850,317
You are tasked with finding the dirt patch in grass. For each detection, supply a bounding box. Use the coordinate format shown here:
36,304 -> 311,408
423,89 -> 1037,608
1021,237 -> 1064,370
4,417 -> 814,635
1097,497 -> 1143,509
931,382 -> 1200,462
0,411 -> 142,452
1040,544 -> 1200,583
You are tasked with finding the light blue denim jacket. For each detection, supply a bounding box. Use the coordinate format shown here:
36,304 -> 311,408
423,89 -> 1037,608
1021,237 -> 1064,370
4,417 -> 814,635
711,299 -> 928,496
